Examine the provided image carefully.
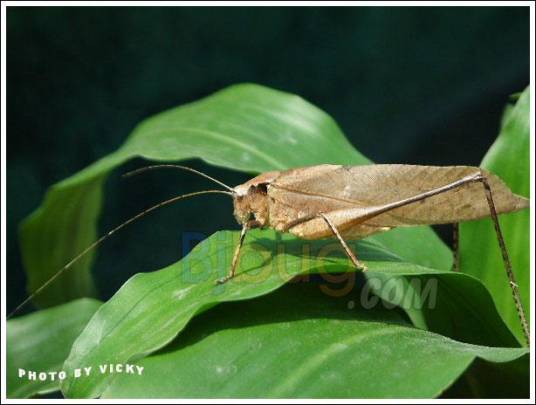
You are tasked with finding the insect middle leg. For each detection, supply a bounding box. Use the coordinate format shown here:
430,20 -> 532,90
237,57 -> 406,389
319,213 -> 367,271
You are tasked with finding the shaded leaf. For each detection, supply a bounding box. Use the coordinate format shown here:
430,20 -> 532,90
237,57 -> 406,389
370,227 -> 451,271
101,283 -> 527,399
443,355 -> 529,398
7,298 -> 102,398
61,230 -> 517,398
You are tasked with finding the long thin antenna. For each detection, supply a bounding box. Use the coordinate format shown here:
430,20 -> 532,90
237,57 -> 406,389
8,189 -> 233,319
122,164 -> 236,193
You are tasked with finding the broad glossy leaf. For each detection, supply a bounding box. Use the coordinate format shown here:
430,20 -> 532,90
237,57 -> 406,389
61,230 -> 517,398
370,227 -> 452,271
459,86 -> 530,344
6,298 -> 101,398
19,83 -> 450,308
100,283 -> 527,399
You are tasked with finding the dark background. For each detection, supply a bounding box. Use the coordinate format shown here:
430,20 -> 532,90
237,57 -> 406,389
6,6 -> 530,312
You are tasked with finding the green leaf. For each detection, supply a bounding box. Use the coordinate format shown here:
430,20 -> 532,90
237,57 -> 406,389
19,83 -> 451,308
18,83 -> 526,399
6,298 -> 102,399
100,283 -> 527,399
60,230 -> 517,398
19,83 -> 366,308
459,86 -> 530,344
371,226 -> 452,271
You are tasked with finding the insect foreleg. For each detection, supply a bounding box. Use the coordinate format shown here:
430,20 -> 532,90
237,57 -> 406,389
216,221 -> 260,284
319,213 -> 367,271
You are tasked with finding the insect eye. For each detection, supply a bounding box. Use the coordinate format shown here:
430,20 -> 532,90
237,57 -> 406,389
257,183 -> 268,195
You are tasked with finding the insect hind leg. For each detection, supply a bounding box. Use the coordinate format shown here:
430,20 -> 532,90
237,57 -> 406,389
471,172 -> 530,346
429,171 -> 529,345
452,222 -> 460,272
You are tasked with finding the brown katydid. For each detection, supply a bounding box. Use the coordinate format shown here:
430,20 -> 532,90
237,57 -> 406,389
9,163 -> 530,346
